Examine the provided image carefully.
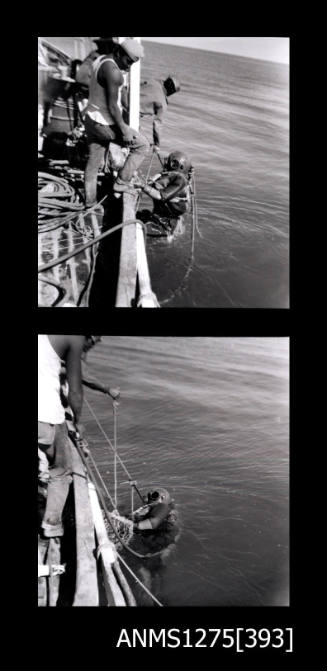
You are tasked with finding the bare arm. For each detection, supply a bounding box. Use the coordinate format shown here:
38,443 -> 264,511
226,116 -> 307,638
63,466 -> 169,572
65,336 -> 84,423
159,173 -> 186,202
134,503 -> 169,531
143,173 -> 186,202
81,362 -> 120,399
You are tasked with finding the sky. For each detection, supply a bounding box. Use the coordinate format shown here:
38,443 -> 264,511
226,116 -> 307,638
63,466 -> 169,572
141,37 -> 289,64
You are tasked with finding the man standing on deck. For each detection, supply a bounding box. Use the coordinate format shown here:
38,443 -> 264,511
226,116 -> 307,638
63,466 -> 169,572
84,37 -> 149,208
38,335 -> 119,538
140,76 -> 180,151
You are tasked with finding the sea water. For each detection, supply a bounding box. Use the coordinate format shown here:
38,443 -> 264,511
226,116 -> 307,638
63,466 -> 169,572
138,42 -> 289,307
82,337 -> 289,607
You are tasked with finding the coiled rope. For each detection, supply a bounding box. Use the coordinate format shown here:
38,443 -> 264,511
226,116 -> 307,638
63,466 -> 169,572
38,172 -> 85,231
38,171 -> 106,234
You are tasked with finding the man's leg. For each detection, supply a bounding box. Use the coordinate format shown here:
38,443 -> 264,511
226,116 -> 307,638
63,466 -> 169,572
115,131 -> 149,186
40,423 -> 73,537
84,142 -> 106,207
84,116 -> 114,207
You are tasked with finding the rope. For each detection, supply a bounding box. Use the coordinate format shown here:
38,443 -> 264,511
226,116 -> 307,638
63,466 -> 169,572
190,173 -> 202,238
39,194 -> 107,234
38,172 -> 84,229
76,238 -> 96,307
38,170 -> 106,233
84,397 -> 135,483
135,145 -> 157,211
155,150 -> 166,169
87,451 -> 116,510
38,276 -> 68,306
116,551 -> 164,607
113,403 -> 118,509
160,172 -> 198,306
85,397 -> 144,507
72,432 -> 167,560
145,147 -> 157,182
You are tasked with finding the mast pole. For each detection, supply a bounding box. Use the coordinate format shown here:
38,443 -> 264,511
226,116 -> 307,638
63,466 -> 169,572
129,37 -> 141,131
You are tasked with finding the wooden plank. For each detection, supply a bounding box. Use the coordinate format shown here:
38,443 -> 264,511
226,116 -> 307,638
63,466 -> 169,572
88,482 -> 127,606
38,540 -> 48,607
136,223 -> 159,307
129,39 -> 141,132
70,440 -> 99,606
115,193 -> 138,307
47,537 -> 61,606
67,224 -> 79,304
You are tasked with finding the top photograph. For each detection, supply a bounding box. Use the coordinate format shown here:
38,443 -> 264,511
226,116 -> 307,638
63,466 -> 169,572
38,36 -> 289,308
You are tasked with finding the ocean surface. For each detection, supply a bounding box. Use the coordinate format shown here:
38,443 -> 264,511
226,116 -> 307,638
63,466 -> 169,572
137,42 -> 289,307
82,337 -> 289,607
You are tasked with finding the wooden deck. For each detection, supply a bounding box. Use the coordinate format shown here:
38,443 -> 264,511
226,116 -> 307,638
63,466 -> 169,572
38,210 -> 101,307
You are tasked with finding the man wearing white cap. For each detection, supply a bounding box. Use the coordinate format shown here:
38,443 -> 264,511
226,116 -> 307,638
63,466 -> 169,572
84,37 -> 149,206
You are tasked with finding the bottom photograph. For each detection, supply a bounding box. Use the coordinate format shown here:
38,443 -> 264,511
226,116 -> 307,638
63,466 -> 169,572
38,335 -> 289,607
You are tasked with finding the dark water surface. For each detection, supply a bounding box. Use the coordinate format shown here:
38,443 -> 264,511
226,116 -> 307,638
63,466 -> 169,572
82,337 -> 289,606
138,42 -> 289,307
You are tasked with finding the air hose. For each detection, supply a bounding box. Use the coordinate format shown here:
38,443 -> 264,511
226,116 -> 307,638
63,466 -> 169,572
38,172 -> 85,231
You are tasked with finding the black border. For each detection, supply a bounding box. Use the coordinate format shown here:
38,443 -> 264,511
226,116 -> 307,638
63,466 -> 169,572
31,27 -> 299,656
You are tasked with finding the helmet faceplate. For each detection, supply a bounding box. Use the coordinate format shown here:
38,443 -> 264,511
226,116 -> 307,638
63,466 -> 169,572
147,487 -> 172,505
167,151 -> 191,174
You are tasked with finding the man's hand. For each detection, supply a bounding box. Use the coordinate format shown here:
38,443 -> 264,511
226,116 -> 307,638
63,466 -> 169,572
153,144 -> 160,153
122,126 -> 136,144
108,387 -> 120,407
108,387 -> 120,401
76,422 -> 85,437
133,177 -> 146,189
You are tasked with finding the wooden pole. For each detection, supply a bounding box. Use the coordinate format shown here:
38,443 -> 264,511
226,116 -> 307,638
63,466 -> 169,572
71,441 -> 99,606
129,37 -> 141,131
115,193 -> 138,307
88,483 -> 127,606
116,39 -> 159,308
136,223 -> 159,307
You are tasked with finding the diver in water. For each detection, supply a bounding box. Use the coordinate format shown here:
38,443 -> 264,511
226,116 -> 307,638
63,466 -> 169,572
132,487 -> 180,555
137,151 -> 193,235
131,487 -> 179,604
133,487 -> 173,532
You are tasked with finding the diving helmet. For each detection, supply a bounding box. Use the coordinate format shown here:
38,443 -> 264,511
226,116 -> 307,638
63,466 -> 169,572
147,487 -> 172,505
167,150 -> 191,174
